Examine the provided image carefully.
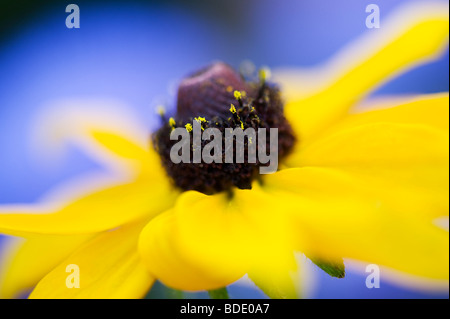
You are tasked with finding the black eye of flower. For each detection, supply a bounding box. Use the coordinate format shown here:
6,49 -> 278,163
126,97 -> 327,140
153,62 -> 296,195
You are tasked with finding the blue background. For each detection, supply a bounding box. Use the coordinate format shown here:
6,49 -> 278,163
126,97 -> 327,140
0,0 -> 448,298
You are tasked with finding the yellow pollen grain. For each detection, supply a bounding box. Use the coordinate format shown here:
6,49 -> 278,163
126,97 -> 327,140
156,106 -> 165,116
194,117 -> 207,131
234,90 -> 242,100
240,121 -> 244,130
195,116 -> 207,123
229,104 -> 236,114
185,123 -> 193,132
169,117 -> 176,127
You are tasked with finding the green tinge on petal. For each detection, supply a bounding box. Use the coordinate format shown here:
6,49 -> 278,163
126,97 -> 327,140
307,256 -> 346,279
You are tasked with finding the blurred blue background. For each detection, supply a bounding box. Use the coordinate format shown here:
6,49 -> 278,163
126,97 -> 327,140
0,0 -> 448,298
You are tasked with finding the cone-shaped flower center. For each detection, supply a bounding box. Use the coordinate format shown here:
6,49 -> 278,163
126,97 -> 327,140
153,62 -> 296,194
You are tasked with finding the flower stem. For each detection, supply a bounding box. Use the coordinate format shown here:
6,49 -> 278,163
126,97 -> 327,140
208,287 -> 229,299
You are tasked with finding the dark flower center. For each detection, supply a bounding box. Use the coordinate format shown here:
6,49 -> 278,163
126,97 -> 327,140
153,62 -> 296,195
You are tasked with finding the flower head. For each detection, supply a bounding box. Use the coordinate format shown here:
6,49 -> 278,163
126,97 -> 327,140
0,2 -> 449,299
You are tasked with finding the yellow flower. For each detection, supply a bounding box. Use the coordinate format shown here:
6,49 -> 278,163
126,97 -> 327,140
0,2 -> 449,299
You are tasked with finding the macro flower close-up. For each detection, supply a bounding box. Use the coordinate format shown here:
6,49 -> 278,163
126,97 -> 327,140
0,0 -> 448,301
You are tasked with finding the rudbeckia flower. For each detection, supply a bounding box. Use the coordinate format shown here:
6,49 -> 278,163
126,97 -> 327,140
0,2 -> 448,299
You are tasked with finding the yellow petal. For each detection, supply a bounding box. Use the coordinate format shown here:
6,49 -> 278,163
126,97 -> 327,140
0,234 -> 91,298
288,122 -> 449,220
34,99 -> 156,175
29,222 -> 153,299
138,196 -> 249,291
280,2 -> 449,141
334,93 -> 449,134
262,167 -> 449,280
139,188 -> 297,291
0,177 -> 177,236
1,98 -> 178,236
